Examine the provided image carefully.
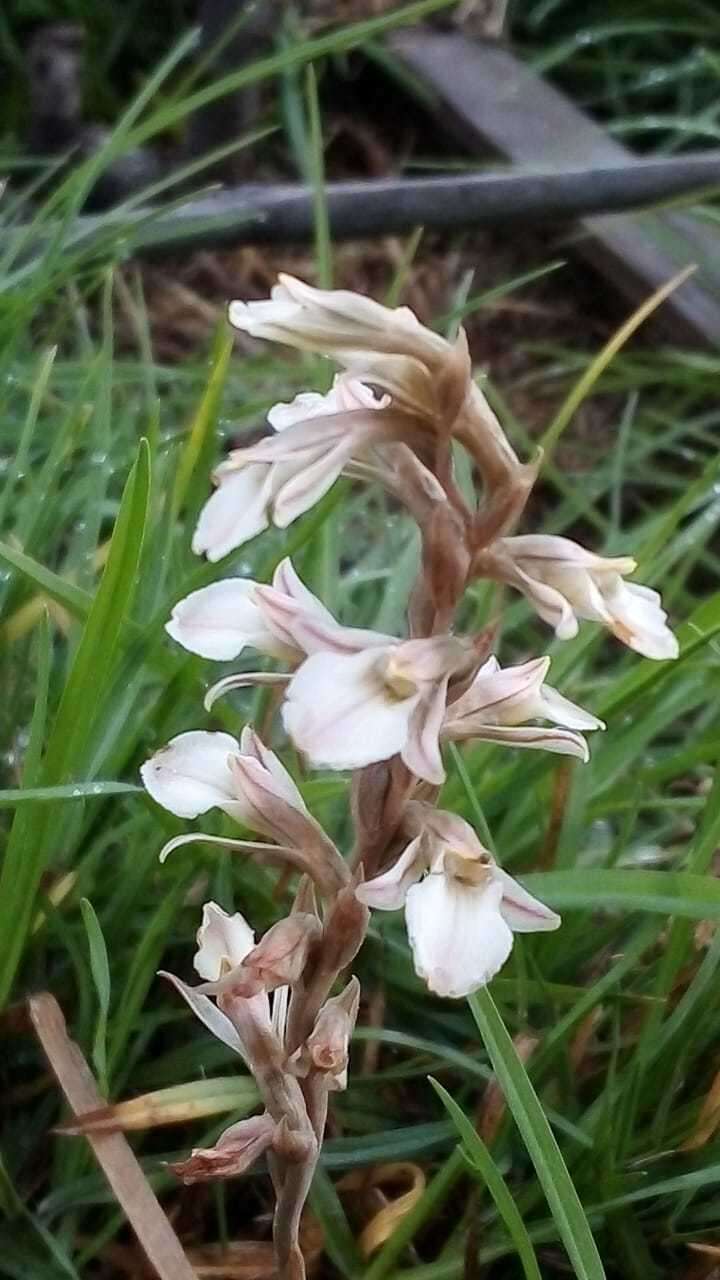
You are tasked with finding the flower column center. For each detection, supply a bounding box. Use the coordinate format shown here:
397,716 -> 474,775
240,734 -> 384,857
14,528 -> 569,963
381,653 -> 421,701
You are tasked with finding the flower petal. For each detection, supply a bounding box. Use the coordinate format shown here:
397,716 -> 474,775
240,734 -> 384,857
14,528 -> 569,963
268,390 -> 337,431
402,678 -> 449,784
271,557 -> 336,624
140,731 -> 248,822
602,579 -> 678,660
238,726 -> 306,810
502,534 -> 636,575
405,875 -> 513,998
493,867 -> 561,933
538,682 -> 605,731
192,466 -> 273,561
160,971 -> 247,1059
267,375 -> 389,431
444,722 -> 590,761
194,901 -> 256,981
282,648 -> 419,770
448,656 -> 549,725
512,566 -> 579,639
356,835 -> 428,910
165,578 -> 291,661
256,582 -> 391,657
271,439 -> 351,527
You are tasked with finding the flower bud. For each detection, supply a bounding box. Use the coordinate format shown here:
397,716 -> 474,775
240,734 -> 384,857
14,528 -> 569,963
244,913 -> 322,992
318,880 -> 370,975
290,977 -> 360,1090
170,1113 -> 276,1183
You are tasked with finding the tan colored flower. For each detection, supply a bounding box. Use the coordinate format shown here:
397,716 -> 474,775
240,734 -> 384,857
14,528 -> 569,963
487,534 -> 678,660
443,654 -> 603,761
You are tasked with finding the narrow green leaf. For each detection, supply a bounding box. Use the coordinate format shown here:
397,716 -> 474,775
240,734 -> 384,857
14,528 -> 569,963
44,438 -> 151,781
306,63 -> 332,290
0,782 -> 141,806
309,1166 -> 364,1278
80,899 -> 111,1095
0,619 -> 52,1009
171,328 -> 233,518
521,868 -> 720,920
0,444 -> 150,1008
469,988 -> 605,1280
0,540 -> 92,620
430,1078 -> 542,1280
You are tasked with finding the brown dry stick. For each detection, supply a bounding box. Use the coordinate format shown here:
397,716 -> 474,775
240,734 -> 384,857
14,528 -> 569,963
29,992 -> 198,1280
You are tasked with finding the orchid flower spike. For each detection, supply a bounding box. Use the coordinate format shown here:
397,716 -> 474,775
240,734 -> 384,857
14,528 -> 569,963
140,726 -> 346,894
485,534 -> 678,660
357,807 -> 559,998
442,654 -> 604,762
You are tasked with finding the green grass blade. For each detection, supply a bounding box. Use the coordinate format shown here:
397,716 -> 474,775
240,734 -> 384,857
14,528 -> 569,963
309,1166 -> 363,1278
522,868 -> 720,919
171,328 -> 233,519
0,782 -> 141,806
468,989 -> 605,1280
43,438 -> 151,781
0,540 -> 92,620
80,899 -> 111,1095
430,1078 -> 542,1280
0,443 -> 150,1007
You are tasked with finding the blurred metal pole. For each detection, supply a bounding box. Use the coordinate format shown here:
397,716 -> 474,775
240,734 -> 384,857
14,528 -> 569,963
112,151 -> 720,249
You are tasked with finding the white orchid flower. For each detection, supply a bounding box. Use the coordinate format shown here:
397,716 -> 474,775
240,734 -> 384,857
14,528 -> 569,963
192,374 -> 394,561
490,534 -> 678,660
227,275 -> 526,487
194,900 -> 257,981
228,273 -> 449,369
140,726 -> 303,834
165,557 -> 336,663
161,903 -> 295,1075
140,726 -> 347,895
165,577 -> 295,662
161,902 -> 269,1063
282,635 -> 471,784
357,808 -> 559,998
164,558 -> 390,708
442,654 -> 604,762
165,558 -> 466,784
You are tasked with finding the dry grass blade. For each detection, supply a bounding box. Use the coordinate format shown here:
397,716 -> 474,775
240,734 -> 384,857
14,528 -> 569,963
480,1032 -> 538,1145
29,993 -> 198,1280
682,1064 -> 720,1151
